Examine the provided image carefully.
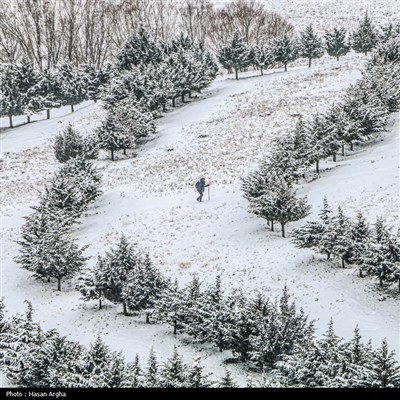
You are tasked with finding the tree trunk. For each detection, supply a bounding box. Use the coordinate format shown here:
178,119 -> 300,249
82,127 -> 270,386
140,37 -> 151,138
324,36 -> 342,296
47,109 -> 50,119
261,67 -> 263,76
57,278 -> 61,291
281,222 -> 285,238
9,115 -> 13,128
47,277 -> 51,283
111,149 -> 114,161
350,142 -> 354,151
267,219 -> 270,226
379,276 -> 383,287
316,159 -> 320,173
327,253 -> 331,261
123,301 -> 128,316
219,345 -> 223,352
235,68 -> 238,80
341,257 -> 345,268
365,51 -> 368,56
123,148 -> 126,155
99,299 -> 102,309
181,93 -> 185,103
189,92 -> 192,98
342,144 -> 345,156
146,313 -> 150,324
337,55 -> 340,62
173,321 -> 177,335
71,104 -> 74,113
162,103 -> 166,112
333,153 -> 337,162
284,63 -> 287,72
398,279 -> 400,293
27,115 -> 31,124
271,220 -> 274,232
359,269 -> 363,278
308,58 -> 312,68
94,98 -> 98,103
172,98 -> 176,107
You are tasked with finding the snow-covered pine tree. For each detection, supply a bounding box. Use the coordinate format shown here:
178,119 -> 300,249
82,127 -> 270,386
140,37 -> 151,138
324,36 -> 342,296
143,348 -> 159,388
186,354 -> 212,388
350,211 -> 371,276
123,253 -> 168,323
54,124 -> 98,162
126,354 -> 143,388
330,206 -> 353,268
95,235 -> 143,316
17,58 -> 43,123
96,113 -> 131,161
272,34 -> 299,72
361,339 -> 400,388
325,27 -> 350,61
317,197 -> 336,260
76,268 -> 106,310
195,275 -> 234,352
352,12 -> 378,56
155,279 -> 186,335
218,368 -> 237,388
217,31 -> 252,80
116,27 -> 161,71
57,62 -> 86,112
158,347 -> 187,388
253,44 -> 275,75
0,63 -> 24,128
267,179 -> 311,237
299,24 -> 324,67
34,68 -> 62,119
112,97 -> 156,154
79,64 -> 102,102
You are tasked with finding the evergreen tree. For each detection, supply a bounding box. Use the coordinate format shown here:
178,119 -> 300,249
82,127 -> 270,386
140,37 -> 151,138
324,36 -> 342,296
362,339 -> 400,388
54,124 -> 98,163
126,354 -> 143,388
0,63 -> 24,128
217,31 -> 252,80
96,113 -> 129,161
123,253 -> 168,323
76,268 -> 106,309
299,24 -> 324,67
144,348 -> 159,388
34,68 -> 62,119
350,211 -> 371,275
95,236 -> 143,316
325,27 -> 350,61
218,368 -> 237,388
253,44 -> 275,75
352,12 -> 378,56
57,62 -> 86,112
186,354 -> 212,388
330,206 -> 353,268
158,347 -> 187,388
272,34 -> 299,72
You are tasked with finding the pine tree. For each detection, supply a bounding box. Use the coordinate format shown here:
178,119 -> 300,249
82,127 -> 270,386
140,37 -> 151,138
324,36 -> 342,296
0,63 -> 24,128
325,27 -> 350,61
144,348 -> 159,388
96,113 -> 132,161
362,339 -> 400,388
350,211 -> 371,275
186,354 -> 212,388
299,24 -> 324,67
123,253 -> 168,323
57,62 -> 86,112
219,368 -> 237,388
158,347 -> 187,388
317,197 -> 336,260
217,31 -> 252,80
253,44 -> 275,75
54,124 -> 98,163
352,12 -> 378,56
330,206 -> 352,268
126,354 -> 143,388
76,268 -> 105,309
272,34 -> 299,72
96,236 -> 143,316
34,68 -> 62,119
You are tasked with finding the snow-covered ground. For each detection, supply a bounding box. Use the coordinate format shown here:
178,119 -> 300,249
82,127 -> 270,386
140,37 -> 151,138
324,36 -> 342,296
1,52 -> 399,386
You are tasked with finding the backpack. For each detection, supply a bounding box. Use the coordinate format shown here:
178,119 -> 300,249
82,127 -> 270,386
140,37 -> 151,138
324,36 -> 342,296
195,181 -> 201,191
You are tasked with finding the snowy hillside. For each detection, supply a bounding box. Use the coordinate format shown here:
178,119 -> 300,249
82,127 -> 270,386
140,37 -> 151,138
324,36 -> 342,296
2,48 -> 399,387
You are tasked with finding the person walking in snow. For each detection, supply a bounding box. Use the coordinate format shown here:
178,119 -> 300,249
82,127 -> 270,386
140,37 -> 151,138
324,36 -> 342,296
195,177 -> 209,202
